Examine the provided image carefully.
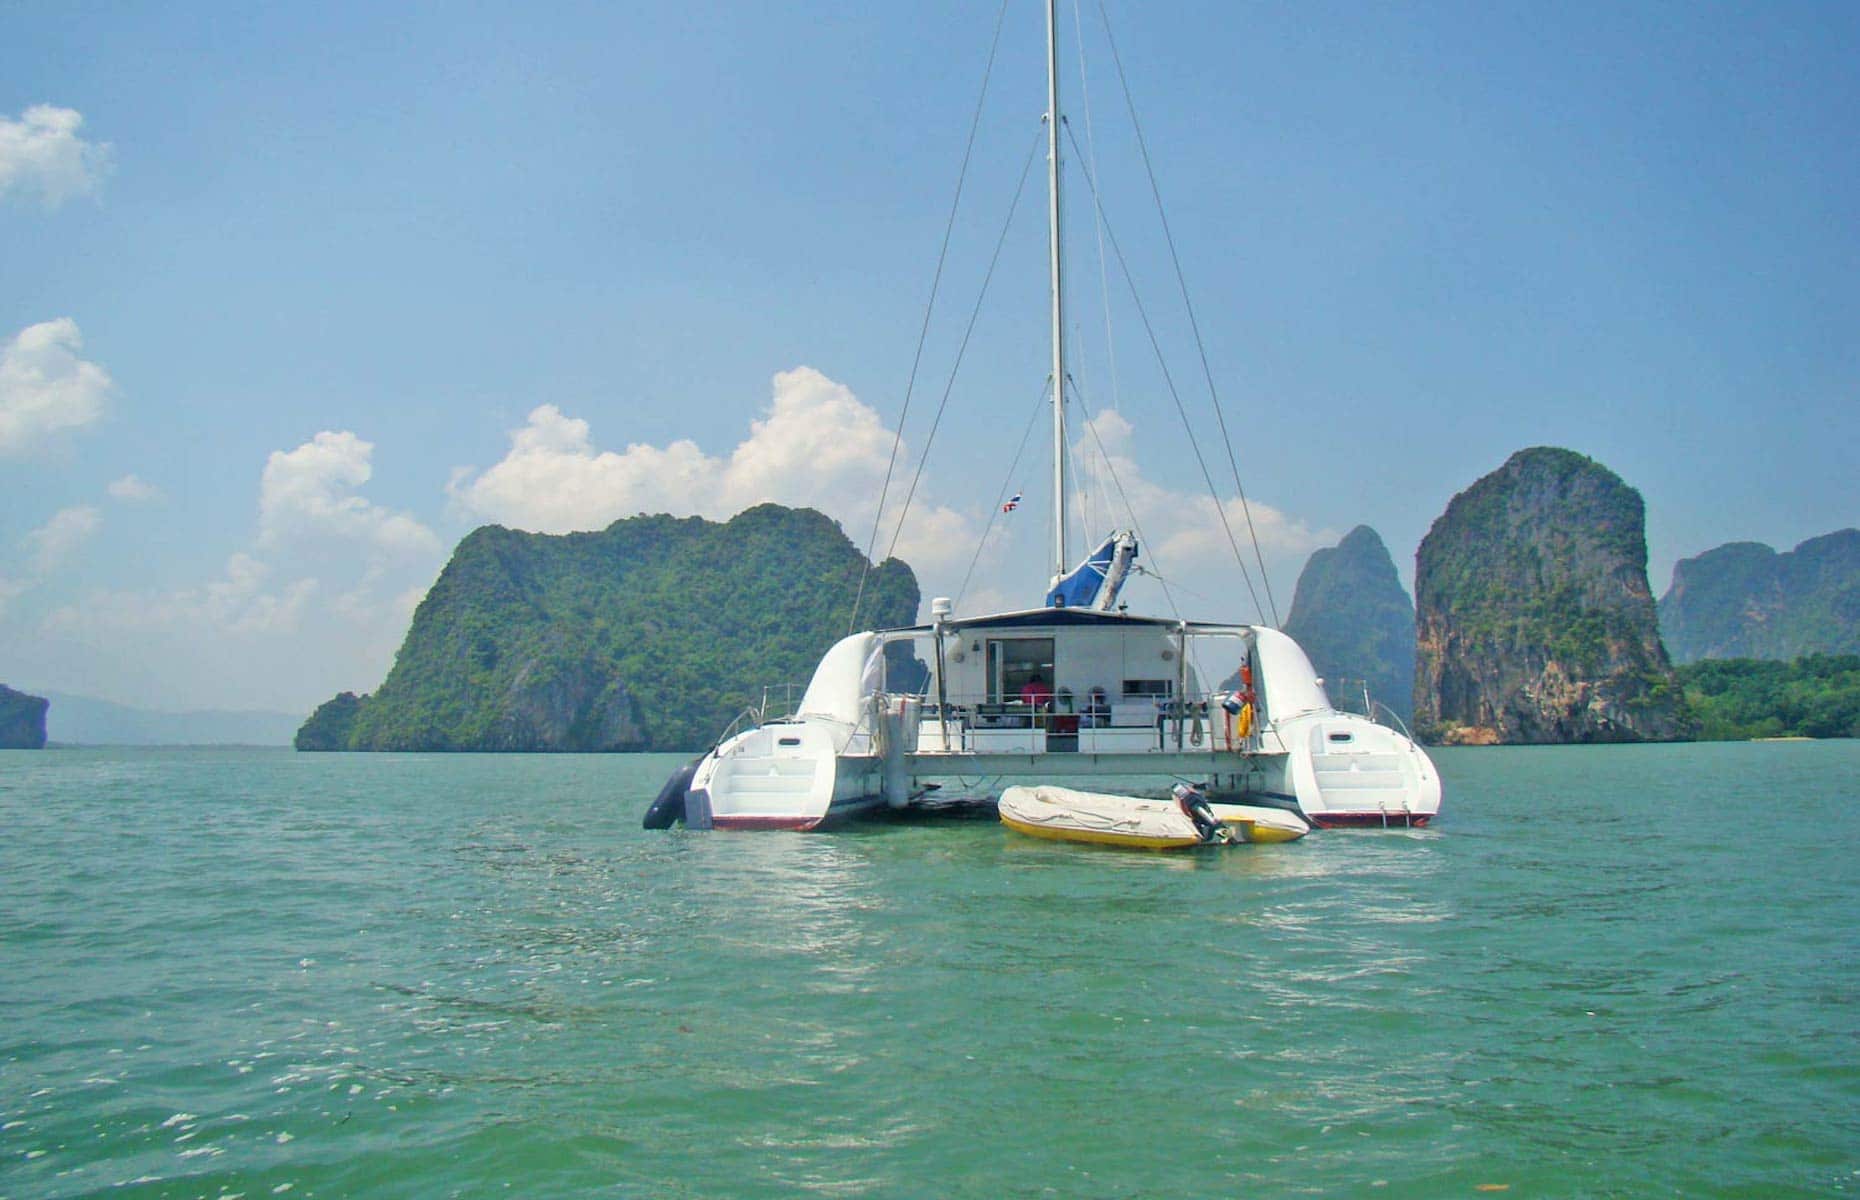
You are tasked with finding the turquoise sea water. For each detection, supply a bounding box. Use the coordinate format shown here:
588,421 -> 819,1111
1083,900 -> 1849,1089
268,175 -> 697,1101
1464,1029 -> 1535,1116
2,743 -> 1857,1199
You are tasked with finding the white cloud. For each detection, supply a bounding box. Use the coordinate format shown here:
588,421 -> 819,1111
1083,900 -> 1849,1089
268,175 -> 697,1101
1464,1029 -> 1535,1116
721,367 -> 896,515
446,403 -> 706,533
445,367 -> 1328,624
24,505 -> 102,574
45,553 -> 317,640
259,430 -> 441,559
19,424 -> 451,712
107,474 -> 162,502
0,318 -> 114,454
0,105 -> 111,208
449,366 -> 979,578
1067,409 -> 1331,622
0,501 -> 105,618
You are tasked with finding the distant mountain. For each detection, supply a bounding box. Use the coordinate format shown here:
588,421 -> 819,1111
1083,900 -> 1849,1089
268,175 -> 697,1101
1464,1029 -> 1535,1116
1413,447 -> 1690,745
1281,526 -> 1414,721
301,504 -> 920,753
1,684 -> 49,749
40,692 -> 300,746
1657,530 -> 1860,664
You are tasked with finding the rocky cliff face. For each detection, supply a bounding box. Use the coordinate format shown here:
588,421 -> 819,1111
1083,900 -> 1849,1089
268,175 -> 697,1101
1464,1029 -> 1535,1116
0,684 -> 50,749
1282,525 -> 1415,721
1414,447 -> 1690,745
299,504 -> 919,753
1658,530 -> 1860,663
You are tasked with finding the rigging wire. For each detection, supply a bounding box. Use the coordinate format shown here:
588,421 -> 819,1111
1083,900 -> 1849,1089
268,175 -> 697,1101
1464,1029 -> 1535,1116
1061,118 -> 1269,624
955,380 -> 1050,612
1071,0 -> 1123,419
1062,377 -> 1226,732
1065,370 -> 1185,624
1056,389 -> 1086,566
847,0 -> 1012,634
1095,0 -> 1281,625
1070,392 -> 1093,541
880,128 -> 1044,566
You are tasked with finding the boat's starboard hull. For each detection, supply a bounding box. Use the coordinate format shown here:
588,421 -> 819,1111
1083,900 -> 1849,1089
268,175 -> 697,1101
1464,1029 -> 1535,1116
1307,812 -> 1433,830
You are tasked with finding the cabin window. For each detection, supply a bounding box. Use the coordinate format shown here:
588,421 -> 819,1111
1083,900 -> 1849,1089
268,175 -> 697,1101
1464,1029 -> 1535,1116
1328,731 -> 1354,743
986,637 -> 1055,704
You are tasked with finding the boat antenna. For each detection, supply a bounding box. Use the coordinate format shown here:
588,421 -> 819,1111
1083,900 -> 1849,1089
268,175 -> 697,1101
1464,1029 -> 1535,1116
1045,0 -> 1069,588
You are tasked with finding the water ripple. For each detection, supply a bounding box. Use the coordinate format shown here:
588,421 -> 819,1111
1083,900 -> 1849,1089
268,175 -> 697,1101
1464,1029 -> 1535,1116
3,743 -> 1858,1197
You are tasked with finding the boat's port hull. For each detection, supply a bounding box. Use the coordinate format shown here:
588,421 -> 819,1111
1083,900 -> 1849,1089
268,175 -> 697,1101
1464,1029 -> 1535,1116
709,793 -> 889,832
711,814 -> 823,831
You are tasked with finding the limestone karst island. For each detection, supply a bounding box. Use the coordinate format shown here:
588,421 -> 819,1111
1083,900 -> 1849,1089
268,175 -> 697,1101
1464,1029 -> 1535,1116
288,446 -> 1858,755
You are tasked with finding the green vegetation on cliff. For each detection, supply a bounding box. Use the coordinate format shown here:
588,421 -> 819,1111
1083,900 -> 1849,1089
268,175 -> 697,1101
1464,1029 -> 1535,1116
1658,531 -> 1860,663
0,684 -> 50,749
296,692 -> 364,750
1282,526 -> 1415,721
299,504 -> 919,753
1414,447 -> 1691,744
1676,654 -> 1860,740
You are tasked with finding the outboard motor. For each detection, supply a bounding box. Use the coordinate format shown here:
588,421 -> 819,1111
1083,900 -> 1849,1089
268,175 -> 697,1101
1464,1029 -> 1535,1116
643,758 -> 701,829
1171,782 -> 1226,843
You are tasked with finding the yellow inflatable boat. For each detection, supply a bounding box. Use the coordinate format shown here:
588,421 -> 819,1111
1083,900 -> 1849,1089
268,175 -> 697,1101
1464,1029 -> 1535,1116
998,784 -> 1309,849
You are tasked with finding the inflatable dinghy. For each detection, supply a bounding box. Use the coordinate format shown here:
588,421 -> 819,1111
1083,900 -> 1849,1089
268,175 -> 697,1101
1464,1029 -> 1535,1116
998,784 -> 1308,849
1210,802 -> 1311,843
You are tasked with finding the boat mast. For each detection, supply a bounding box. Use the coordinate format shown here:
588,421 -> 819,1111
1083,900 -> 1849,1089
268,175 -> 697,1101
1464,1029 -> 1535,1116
1045,0 -> 1067,586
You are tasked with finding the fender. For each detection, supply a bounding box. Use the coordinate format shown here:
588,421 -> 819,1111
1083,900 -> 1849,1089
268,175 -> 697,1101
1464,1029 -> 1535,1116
642,757 -> 701,829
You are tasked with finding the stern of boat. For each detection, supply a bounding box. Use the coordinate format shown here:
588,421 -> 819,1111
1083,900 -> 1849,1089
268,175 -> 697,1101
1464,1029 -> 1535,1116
686,720 -> 862,831
1278,711 -> 1442,828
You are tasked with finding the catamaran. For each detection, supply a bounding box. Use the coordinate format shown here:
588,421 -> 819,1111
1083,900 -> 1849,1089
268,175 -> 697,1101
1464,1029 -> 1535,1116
646,1 -> 1441,832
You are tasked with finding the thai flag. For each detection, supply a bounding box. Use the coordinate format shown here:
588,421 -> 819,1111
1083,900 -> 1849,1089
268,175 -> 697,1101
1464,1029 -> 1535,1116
1002,492 -> 1021,512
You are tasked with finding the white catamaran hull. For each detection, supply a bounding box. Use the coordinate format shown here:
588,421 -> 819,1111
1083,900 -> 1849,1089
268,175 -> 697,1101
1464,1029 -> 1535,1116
677,626 -> 1441,831
648,5 -> 1444,837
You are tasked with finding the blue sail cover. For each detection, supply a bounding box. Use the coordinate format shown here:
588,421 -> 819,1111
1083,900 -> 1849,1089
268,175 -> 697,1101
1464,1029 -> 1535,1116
1046,534 -> 1123,608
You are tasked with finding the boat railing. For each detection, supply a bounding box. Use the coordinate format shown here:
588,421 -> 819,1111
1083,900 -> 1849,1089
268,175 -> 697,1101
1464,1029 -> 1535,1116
899,687 -> 1263,754
1320,676 -> 1378,717
759,682 -> 804,721
709,683 -> 807,748
1367,698 -> 1419,742
1321,676 -> 1418,738
710,706 -> 765,750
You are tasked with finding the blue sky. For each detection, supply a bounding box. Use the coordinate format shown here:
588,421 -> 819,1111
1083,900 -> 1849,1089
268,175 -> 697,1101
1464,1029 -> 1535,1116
3,1 -> 1856,714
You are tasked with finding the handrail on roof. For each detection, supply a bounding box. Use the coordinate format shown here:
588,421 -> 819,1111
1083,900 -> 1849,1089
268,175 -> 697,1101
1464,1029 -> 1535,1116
874,610 -> 1258,636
